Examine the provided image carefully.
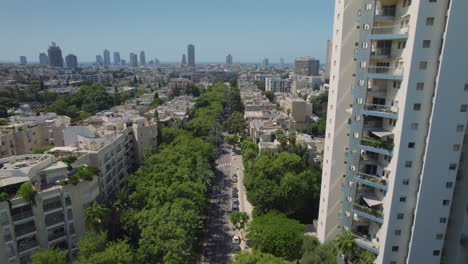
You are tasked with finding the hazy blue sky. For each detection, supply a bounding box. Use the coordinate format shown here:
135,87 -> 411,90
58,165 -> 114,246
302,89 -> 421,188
0,0 -> 334,63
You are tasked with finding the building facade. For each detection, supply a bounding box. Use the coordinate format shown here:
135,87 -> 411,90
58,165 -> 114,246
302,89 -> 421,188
265,77 -> 292,93
139,51 -> 146,66
317,0 -> 468,264
47,42 -> 63,68
113,52 -> 120,66
187,44 -> 195,67
39,54 -> 48,66
103,50 -> 110,67
19,57 -> 27,65
65,54 -> 78,69
262,58 -> 269,67
226,54 -> 233,65
325,39 -> 333,79
129,53 -> 138,67
294,56 -> 319,76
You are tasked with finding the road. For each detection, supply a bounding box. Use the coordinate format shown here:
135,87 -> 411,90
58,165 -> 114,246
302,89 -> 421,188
200,142 -> 235,264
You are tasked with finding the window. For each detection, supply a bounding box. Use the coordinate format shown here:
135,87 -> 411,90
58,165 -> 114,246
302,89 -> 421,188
423,40 -> 431,48
426,17 -> 435,26
429,0 -> 437,2
395,230 -> 402,236
408,142 -> 415,148
405,161 -> 413,168
453,144 -> 460,151
449,163 -> 457,170
440,217 -> 447,223
414,104 -> 421,111
460,105 -> 467,112
416,83 -> 424,90
446,182 -> 454,188
442,200 -> 450,206
435,234 -> 443,240
400,197 -> 407,202
420,62 -> 428,69
403,179 -> 409,185
465,84 -> 468,91
457,125 -> 464,132
392,246 -> 399,252
397,213 -> 404,219
433,250 -> 440,256
411,123 -> 419,130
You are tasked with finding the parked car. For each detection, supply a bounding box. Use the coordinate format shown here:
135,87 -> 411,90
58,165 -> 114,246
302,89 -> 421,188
232,177 -> 238,183
232,198 -> 239,205
232,192 -> 238,198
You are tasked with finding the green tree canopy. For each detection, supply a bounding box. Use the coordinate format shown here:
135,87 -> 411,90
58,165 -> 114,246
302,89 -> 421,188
223,111 -> 246,134
231,251 -> 292,264
29,248 -> 67,264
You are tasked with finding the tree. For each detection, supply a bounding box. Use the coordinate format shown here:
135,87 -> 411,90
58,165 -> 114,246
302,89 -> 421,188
309,92 -> 328,119
356,250 -> 376,264
32,145 -> 54,154
275,129 -> 288,147
262,91 -> 275,102
29,248 -> 67,264
288,131 -> 297,145
254,80 -> 265,91
144,145 -> 156,160
223,111 -> 246,134
336,230 -> 357,264
307,118 -> 326,137
246,211 -> 305,260
76,240 -> 137,264
230,212 -> 250,240
17,182 -> 36,206
301,236 -> 337,264
231,251 -> 291,264
85,203 -> 111,232
225,135 -> 240,146
76,232 -> 108,260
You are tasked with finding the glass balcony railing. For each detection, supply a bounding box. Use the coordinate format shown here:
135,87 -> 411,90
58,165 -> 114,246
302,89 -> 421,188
17,237 -> 39,252
360,137 -> 394,152
375,6 -> 396,18
368,66 -> 403,76
363,104 -> 398,119
353,203 -> 384,220
14,223 -> 36,237
372,25 -> 409,36
356,172 -> 388,191
11,211 -> 33,222
371,48 -> 392,59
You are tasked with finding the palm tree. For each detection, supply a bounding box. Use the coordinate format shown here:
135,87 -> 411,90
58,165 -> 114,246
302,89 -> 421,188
356,250 -> 376,264
85,202 -> 111,232
144,146 -> 156,160
336,230 -> 357,263
109,190 -> 129,239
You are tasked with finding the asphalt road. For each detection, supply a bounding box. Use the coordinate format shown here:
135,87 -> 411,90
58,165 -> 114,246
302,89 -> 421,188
200,142 -> 236,264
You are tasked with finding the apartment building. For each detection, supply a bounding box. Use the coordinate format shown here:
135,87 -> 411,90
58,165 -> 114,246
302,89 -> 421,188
0,154 -> 100,264
317,0 -> 468,263
265,77 -> 292,93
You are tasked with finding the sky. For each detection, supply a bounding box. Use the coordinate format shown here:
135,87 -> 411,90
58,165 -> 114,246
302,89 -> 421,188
0,0 -> 334,63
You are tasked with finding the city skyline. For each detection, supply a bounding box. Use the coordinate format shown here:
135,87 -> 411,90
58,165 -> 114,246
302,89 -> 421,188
0,0 -> 333,62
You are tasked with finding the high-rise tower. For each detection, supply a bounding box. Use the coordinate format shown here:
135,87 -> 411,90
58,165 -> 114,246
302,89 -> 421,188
140,51 -> 146,66
47,42 -> 63,68
103,49 -> 111,66
187,44 -> 195,67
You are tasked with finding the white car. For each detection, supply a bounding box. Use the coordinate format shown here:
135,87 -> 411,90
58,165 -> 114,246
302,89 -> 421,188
232,235 -> 240,244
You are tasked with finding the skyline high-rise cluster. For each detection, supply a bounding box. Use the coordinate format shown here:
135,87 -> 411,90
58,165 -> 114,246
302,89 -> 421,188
318,0 -> 468,263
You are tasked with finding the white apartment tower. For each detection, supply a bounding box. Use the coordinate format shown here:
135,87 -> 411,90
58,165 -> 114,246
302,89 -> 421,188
317,0 -> 468,264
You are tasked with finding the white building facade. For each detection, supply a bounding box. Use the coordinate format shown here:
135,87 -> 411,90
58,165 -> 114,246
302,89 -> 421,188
317,0 -> 468,263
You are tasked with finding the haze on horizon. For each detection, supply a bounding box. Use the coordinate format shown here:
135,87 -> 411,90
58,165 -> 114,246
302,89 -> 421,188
0,0 -> 334,63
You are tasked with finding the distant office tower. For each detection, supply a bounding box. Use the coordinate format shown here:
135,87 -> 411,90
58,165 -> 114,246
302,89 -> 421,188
181,54 -> 187,65
113,52 -> 121,65
317,1 -> 468,264
294,57 -> 319,76
262,58 -> 269,67
47,42 -> 64,67
19,56 -> 27,65
226,54 -> 233,65
187,44 -> 195,67
129,53 -> 138,67
154,58 -> 160,65
120,59 -> 126,66
103,50 -> 111,66
140,51 -> 146,66
325,39 -> 333,79
65,54 -> 78,69
280,57 -> 285,65
39,53 -> 48,65
96,55 -> 103,65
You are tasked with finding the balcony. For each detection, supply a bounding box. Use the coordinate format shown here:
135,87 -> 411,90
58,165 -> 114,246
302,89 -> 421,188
11,211 -> 33,222
368,65 -> 403,80
370,47 -> 392,60
355,235 -> 380,254
362,104 -> 398,119
375,6 -> 396,21
358,137 -> 394,156
17,236 -> 39,253
367,87 -> 387,97
14,221 -> 36,238
353,203 -> 384,224
356,172 -> 388,191
370,25 -> 409,40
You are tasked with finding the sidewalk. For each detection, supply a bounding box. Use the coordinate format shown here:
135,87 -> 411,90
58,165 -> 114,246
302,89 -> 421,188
231,150 -> 253,218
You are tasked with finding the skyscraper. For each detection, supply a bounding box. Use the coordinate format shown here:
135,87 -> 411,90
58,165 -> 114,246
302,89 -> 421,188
120,59 -> 126,66
96,55 -> 103,66
19,56 -> 27,65
47,42 -> 63,68
181,54 -> 187,65
325,39 -> 333,79
280,57 -> 285,65
129,53 -> 138,67
113,52 -> 121,65
39,53 -> 48,65
65,54 -> 78,69
317,1 -> 468,264
226,54 -> 233,65
294,57 -> 320,76
140,51 -> 146,66
187,44 -> 195,67
103,49 -> 111,66
154,58 -> 160,65
262,58 -> 269,67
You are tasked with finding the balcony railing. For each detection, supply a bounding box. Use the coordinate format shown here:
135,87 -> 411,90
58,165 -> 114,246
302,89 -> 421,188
360,137 -> 394,151
11,211 -> 33,222
356,172 -> 388,191
371,48 -> 392,59
355,235 -> 379,254
371,25 -> 409,36
368,66 -> 403,76
17,238 -> 39,252
15,224 -> 36,237
363,104 -> 398,119
354,203 -> 384,220
375,6 -> 396,18
48,231 -> 66,242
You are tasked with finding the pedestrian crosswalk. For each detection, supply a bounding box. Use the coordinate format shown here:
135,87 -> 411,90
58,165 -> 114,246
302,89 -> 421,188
216,163 -> 231,168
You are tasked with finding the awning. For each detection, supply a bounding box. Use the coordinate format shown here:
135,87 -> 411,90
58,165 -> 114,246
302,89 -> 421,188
371,130 -> 394,138
364,197 -> 383,207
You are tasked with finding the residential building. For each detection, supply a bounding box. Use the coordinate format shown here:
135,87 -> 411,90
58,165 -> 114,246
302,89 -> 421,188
120,59 -> 126,66
262,58 -> 269,67
265,77 -> 292,93
129,53 -> 138,67
39,53 -> 48,66
294,56 -> 319,76
317,1 -> 468,264
19,57 -> 27,65
226,54 -> 233,65
113,52 -> 120,65
280,57 -> 285,65
95,55 -> 103,66
169,78 -> 191,96
139,51 -> 146,66
47,42 -> 63,68
65,54 -> 78,69
187,44 -> 195,67
325,39 -> 332,79
103,50 -> 110,67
